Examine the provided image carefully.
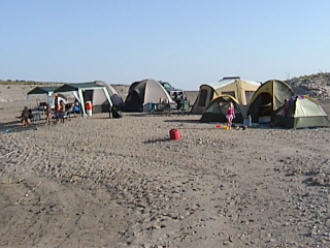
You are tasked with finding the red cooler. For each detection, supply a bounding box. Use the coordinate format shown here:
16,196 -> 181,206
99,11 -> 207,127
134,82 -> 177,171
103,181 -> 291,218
85,101 -> 93,116
169,129 -> 181,140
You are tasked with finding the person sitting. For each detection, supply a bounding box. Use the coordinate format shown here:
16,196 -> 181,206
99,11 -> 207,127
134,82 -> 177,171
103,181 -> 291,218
65,103 -> 73,120
72,100 -> 81,114
28,109 -> 34,122
21,107 -> 31,126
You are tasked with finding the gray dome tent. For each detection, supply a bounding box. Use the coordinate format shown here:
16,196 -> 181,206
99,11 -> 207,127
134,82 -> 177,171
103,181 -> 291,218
125,79 -> 175,112
95,81 -> 124,110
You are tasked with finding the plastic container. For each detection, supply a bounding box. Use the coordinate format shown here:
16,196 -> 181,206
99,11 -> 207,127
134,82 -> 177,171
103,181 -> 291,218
248,115 -> 252,127
85,101 -> 93,116
216,125 -> 228,130
169,129 -> 181,140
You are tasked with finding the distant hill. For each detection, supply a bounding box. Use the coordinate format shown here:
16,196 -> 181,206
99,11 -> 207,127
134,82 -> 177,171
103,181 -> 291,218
285,72 -> 330,99
2,73 -> 330,100
0,79 -> 63,86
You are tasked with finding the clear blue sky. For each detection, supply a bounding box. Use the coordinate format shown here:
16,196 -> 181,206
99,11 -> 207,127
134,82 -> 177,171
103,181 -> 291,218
1,0 -> 329,89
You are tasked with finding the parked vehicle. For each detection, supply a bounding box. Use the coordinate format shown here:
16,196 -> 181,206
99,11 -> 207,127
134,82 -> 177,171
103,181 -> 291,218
160,81 -> 184,101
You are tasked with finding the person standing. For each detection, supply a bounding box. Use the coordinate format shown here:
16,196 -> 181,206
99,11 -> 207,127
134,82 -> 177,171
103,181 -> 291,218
45,103 -> 52,125
226,102 -> 235,130
54,94 -> 60,122
59,100 -> 66,123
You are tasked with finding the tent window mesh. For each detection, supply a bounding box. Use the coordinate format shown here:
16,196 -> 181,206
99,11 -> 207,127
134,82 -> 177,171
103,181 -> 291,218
222,91 -> 235,98
198,89 -> 208,107
245,91 -> 255,104
206,101 -> 225,113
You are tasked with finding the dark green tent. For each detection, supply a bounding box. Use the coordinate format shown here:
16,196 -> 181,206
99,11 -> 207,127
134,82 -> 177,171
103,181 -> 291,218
201,95 -> 245,123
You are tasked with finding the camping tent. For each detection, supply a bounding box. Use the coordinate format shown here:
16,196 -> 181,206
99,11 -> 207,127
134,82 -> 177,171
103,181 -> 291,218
94,81 -> 124,110
54,82 -> 112,116
200,95 -> 245,123
191,77 -> 261,114
248,80 -> 294,123
26,86 -> 65,108
124,79 -> 175,112
27,86 -> 59,96
272,95 -> 330,128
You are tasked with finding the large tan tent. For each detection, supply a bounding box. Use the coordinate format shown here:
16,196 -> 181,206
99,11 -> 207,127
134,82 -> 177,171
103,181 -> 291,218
248,80 -> 294,123
191,77 -> 260,114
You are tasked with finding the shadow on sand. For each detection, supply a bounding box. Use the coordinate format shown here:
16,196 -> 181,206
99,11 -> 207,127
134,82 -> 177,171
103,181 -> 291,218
126,113 -> 171,117
0,120 -> 44,134
164,119 -> 201,124
143,137 -> 172,144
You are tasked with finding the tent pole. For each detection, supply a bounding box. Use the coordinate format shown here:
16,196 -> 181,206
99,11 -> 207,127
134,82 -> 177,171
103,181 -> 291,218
78,89 -> 87,117
25,95 -> 29,108
102,87 -> 113,109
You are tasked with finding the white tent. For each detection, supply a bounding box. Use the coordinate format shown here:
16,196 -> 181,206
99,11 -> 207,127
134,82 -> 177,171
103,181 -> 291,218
54,82 -> 113,116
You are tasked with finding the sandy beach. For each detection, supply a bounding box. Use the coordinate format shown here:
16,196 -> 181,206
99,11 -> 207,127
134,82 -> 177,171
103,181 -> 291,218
0,84 -> 329,248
